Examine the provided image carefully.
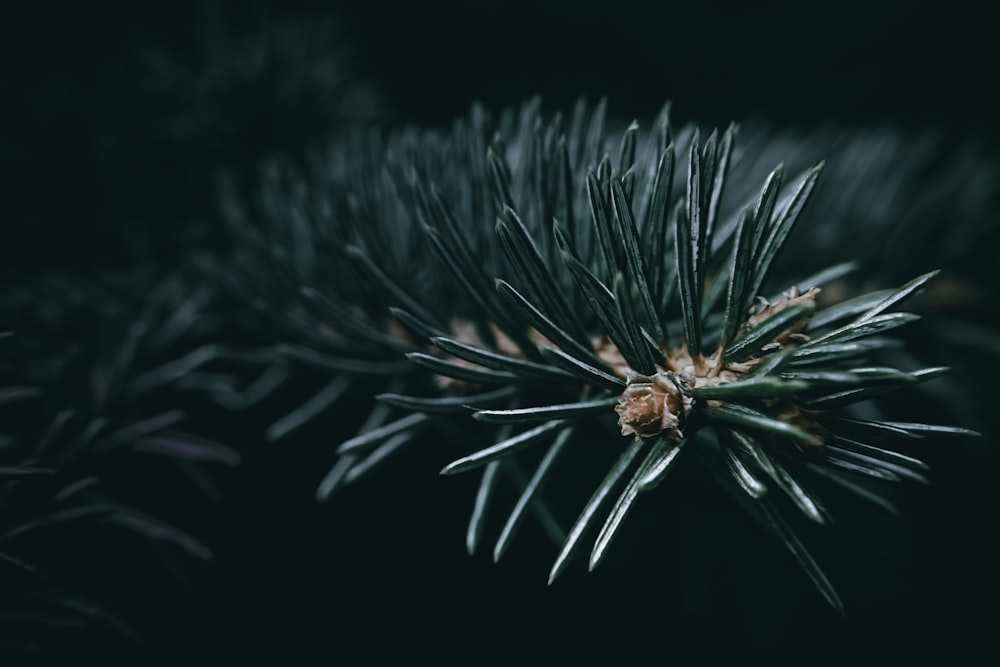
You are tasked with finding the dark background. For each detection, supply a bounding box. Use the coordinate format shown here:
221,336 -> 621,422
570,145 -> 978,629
3,0 -> 997,663
4,0 -> 998,274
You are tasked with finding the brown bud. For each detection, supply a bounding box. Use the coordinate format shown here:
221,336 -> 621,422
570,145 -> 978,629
615,371 -> 692,440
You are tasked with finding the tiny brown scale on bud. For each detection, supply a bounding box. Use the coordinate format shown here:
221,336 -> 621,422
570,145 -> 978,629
742,287 -> 821,348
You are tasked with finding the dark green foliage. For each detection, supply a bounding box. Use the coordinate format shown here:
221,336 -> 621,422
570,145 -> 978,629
221,98 -> 982,612
0,268 -> 243,656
